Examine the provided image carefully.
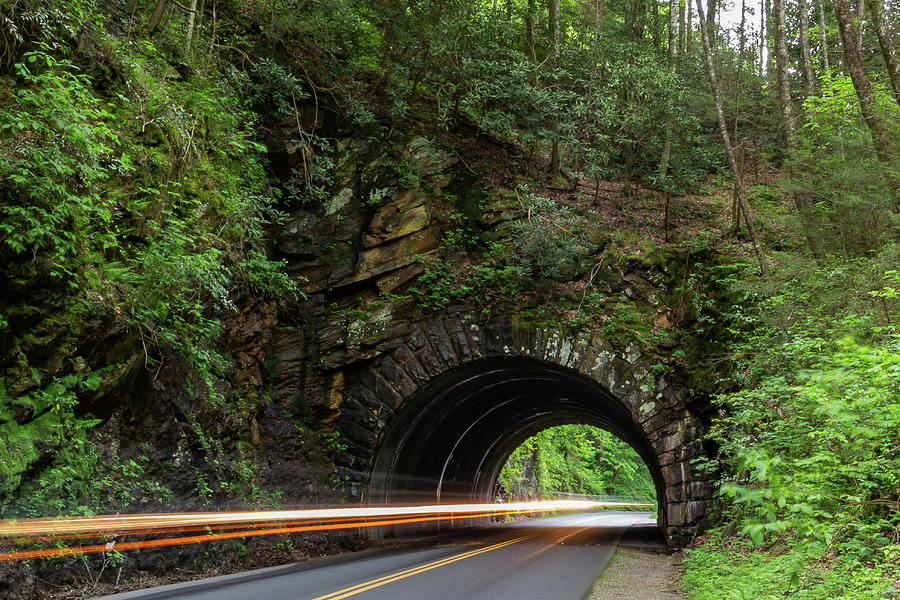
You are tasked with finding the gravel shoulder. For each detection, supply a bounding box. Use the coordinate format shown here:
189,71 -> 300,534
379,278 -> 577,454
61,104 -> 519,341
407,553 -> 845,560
588,548 -> 685,600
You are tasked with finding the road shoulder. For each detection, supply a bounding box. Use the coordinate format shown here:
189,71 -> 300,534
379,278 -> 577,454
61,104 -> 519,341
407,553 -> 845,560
587,548 -> 685,600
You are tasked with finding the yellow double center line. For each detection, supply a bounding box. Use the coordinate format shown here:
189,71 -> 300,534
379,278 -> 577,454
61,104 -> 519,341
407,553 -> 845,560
309,535 -> 532,600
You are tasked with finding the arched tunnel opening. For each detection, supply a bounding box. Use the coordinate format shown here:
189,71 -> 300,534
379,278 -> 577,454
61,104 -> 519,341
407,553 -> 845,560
494,423 -> 656,505
366,357 -> 667,533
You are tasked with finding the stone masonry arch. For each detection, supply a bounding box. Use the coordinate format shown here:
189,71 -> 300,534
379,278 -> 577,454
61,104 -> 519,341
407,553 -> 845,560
331,311 -> 711,546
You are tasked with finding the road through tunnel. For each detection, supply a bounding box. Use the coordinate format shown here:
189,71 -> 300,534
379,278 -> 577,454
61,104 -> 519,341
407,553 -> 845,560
336,318 -> 711,546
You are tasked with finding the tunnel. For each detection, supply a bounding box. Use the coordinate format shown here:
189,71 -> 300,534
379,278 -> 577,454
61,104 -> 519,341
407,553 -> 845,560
365,357 -> 667,530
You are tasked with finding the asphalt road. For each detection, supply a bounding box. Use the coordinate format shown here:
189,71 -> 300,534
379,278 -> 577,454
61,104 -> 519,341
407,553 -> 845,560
99,511 -> 660,600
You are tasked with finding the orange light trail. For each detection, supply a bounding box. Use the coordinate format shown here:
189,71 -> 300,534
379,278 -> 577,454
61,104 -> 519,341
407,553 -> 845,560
0,500 -> 652,562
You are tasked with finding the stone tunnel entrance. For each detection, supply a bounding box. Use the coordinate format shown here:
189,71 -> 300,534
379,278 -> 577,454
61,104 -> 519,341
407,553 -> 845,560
367,358 -> 664,511
333,316 -> 710,546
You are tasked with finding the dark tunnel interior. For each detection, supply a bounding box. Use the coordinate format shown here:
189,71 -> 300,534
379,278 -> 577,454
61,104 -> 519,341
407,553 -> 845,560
366,357 -> 665,522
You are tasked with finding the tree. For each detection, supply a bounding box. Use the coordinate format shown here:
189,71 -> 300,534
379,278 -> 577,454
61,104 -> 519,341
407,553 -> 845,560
760,0 -> 768,75
864,0 -> 900,107
695,0 -> 770,276
526,0 -> 538,85
548,0 -> 562,179
588,0 -> 607,96
147,0 -> 169,33
773,0 -> 796,145
816,0 -> 831,72
658,0 -> 679,185
706,0 -> 718,43
686,0 -> 693,54
765,0 -> 775,76
732,0 -> 749,230
834,0 -> 895,163
798,0 -> 815,98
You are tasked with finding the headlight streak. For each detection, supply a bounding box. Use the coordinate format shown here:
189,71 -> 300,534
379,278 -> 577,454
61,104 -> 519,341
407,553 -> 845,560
0,500 -> 651,562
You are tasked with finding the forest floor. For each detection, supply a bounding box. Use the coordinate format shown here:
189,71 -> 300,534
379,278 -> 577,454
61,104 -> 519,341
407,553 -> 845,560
588,548 -> 686,600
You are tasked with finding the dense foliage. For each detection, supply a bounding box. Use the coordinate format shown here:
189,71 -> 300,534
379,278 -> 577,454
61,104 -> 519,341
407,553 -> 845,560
682,254 -> 900,597
0,0 -> 296,518
498,425 -> 656,502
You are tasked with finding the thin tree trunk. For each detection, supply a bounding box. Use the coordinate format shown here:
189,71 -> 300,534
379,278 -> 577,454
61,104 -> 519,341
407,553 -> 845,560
658,0 -> 679,184
583,0 -> 606,173
679,0 -> 686,54
865,0 -> 900,107
193,0 -> 206,43
588,0 -> 607,96
549,0 -> 561,58
855,0 -> 865,40
668,0 -> 679,68
706,0 -> 717,44
732,0 -> 747,231
760,0 -> 767,75
147,0 -> 169,33
695,0 -> 769,276
774,0 -> 796,145
799,0 -> 815,98
548,0 -> 561,179
817,0 -> 830,72
185,0 -> 198,50
686,0 -> 693,54
653,0 -> 661,48
623,0 -> 644,197
526,0 -> 537,85
765,0 -> 774,76
835,0 -> 895,162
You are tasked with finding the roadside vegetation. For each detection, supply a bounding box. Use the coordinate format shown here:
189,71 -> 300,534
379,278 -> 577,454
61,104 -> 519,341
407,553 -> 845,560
498,425 -> 656,503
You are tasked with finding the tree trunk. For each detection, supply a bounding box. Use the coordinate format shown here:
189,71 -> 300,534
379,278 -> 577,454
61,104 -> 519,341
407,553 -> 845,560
798,0 -> 815,98
774,0 -> 795,145
625,0 -> 647,40
548,0 -> 561,179
658,0 -> 679,184
549,0 -> 560,62
855,0 -> 865,40
622,0 -> 643,197
549,0 -> 561,55
588,0 -> 607,96
732,0 -> 747,231
695,0 -> 770,276
817,0 -> 830,72
668,0 -> 679,69
834,0 -> 895,162
765,0 -> 774,76
653,0 -> 661,48
147,0 -> 169,33
706,0 -> 717,44
526,0 -> 537,85
686,0 -> 693,54
185,0 -> 198,51
193,0 -> 206,44
679,0 -> 686,54
865,0 -> 900,107
760,0 -> 767,75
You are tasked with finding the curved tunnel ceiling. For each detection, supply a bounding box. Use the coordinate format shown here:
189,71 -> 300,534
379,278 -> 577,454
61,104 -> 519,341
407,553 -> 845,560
366,357 -> 666,511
